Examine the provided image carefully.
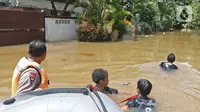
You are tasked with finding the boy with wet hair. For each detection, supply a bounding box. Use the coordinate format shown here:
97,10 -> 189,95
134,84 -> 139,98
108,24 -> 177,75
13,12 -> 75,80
160,53 -> 178,71
91,68 -> 118,94
122,79 -> 156,112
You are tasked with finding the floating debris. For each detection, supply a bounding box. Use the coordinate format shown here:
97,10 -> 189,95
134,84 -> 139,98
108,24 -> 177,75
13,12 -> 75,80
61,58 -> 66,61
79,53 -> 96,56
123,82 -> 131,85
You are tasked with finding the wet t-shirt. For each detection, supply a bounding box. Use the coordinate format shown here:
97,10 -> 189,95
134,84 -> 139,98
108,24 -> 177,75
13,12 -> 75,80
126,96 -> 156,112
94,85 -> 118,94
160,62 -> 178,71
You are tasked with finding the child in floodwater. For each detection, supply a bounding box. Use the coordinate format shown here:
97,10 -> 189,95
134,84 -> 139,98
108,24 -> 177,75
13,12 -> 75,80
160,53 -> 178,71
90,68 -> 118,94
121,79 -> 156,112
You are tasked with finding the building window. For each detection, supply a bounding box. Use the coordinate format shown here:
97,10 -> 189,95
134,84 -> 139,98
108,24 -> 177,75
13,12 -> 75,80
75,20 -> 80,24
55,20 -> 70,24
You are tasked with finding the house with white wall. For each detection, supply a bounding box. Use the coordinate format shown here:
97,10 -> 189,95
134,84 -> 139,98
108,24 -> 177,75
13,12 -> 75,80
0,0 -> 86,42
2,0 -> 85,12
2,0 -> 65,10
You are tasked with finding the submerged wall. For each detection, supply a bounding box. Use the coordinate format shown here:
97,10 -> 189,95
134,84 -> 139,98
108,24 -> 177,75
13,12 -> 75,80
0,7 -> 45,46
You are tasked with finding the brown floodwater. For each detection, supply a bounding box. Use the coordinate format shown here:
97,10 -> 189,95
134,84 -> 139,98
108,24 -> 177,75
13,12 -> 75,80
0,31 -> 200,112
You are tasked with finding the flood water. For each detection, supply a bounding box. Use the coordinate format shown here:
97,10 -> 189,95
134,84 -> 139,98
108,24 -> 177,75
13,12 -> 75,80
0,31 -> 200,112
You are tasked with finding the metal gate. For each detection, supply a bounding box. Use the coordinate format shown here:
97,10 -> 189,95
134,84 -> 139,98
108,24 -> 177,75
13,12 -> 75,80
0,7 -> 45,46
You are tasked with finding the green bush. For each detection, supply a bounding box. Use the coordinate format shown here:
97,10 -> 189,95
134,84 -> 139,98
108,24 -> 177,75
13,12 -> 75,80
187,0 -> 200,29
76,20 -> 110,42
76,0 -> 134,42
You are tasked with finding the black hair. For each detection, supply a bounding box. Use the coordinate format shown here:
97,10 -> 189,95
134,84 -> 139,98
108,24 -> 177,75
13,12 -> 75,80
29,40 -> 46,57
167,53 -> 176,63
92,68 -> 108,84
137,79 -> 152,97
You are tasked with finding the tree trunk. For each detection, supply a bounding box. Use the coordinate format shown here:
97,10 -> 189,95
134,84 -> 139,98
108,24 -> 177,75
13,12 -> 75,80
50,0 -> 57,16
61,0 -> 76,16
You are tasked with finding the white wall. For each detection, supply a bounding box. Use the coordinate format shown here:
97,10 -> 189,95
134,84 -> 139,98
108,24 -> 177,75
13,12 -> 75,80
45,18 -> 79,42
